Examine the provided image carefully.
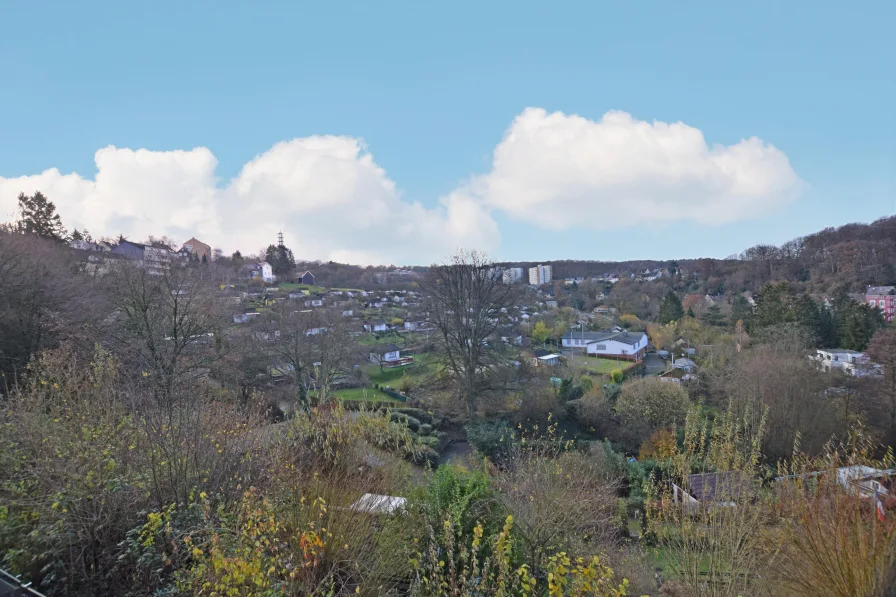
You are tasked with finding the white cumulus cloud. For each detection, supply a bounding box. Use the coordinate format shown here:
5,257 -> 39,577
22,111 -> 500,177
0,137 -> 499,265
462,108 -> 803,229
0,108 -> 803,263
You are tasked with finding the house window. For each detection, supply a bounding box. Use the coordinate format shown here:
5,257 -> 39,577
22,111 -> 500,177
870,300 -> 876,307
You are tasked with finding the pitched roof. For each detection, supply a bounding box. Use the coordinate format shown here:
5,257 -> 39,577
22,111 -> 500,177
369,344 -> 400,354
562,330 -> 619,342
821,348 -> 864,355
118,239 -> 148,249
242,261 -> 271,270
867,286 -> 896,295
562,330 -> 646,346
685,471 -> 753,502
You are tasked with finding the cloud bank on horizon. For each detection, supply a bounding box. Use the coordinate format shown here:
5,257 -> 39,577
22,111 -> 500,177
0,108 -> 802,265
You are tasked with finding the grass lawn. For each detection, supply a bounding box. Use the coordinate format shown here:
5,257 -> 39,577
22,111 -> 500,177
278,283 -> 327,294
366,357 -> 439,386
333,387 -> 399,402
307,387 -> 400,402
578,358 -> 635,376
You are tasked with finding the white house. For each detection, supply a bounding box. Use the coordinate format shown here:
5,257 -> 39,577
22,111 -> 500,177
532,349 -> 561,367
776,465 -> 892,500
369,344 -> 401,364
304,299 -> 324,307
810,349 -> 880,377
404,318 -> 426,331
837,465 -> 892,498
341,309 -> 354,317
585,332 -> 648,360
561,330 -> 648,361
364,319 -> 388,333
232,311 -> 260,324
245,261 -> 274,283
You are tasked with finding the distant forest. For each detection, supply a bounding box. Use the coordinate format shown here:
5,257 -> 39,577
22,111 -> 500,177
308,216 -> 896,298
532,215 -> 896,295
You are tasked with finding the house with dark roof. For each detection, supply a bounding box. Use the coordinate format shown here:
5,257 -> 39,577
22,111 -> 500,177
369,344 -> 401,364
532,348 -> 561,367
673,471 -> 755,508
363,319 -> 388,333
368,344 -> 413,368
110,240 -> 172,271
298,271 -> 315,285
561,330 -> 648,361
404,315 -> 427,331
242,261 -> 274,283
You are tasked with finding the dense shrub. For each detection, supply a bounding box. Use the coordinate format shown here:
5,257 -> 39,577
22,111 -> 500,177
393,407 -> 434,425
412,446 -> 440,467
566,390 -> 613,436
381,387 -> 407,402
614,377 -> 690,451
603,382 -> 622,403
389,411 -> 421,433
411,465 -> 500,542
465,420 -> 517,462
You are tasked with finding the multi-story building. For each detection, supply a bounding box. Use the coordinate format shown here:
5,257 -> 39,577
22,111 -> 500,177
528,264 -> 553,286
502,267 -> 524,284
111,240 -> 172,273
180,237 -> 212,262
866,285 -> 896,322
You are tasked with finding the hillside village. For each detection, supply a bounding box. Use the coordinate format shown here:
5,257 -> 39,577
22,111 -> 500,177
67,229 -> 890,398
2,196 -> 896,597
3,2 -> 895,593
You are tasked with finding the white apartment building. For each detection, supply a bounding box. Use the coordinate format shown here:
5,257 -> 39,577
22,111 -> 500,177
528,264 -> 553,285
502,267 -> 524,284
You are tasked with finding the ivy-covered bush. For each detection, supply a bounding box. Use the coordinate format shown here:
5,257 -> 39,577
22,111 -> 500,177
465,420 -> 517,462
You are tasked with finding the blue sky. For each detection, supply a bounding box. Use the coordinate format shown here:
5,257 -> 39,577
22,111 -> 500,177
1,1 -> 893,265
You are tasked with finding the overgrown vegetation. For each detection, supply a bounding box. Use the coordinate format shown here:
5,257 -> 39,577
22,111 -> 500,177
3,214 -> 896,596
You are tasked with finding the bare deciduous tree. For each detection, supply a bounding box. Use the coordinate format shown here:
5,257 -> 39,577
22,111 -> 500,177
0,232 -> 105,386
109,262 -> 226,409
421,251 -> 517,419
266,306 -> 357,408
